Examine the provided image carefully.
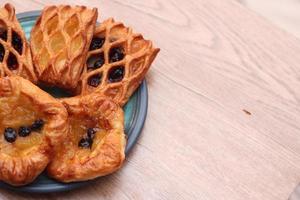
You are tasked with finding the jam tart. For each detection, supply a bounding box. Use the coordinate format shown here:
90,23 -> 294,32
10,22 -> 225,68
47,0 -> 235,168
0,76 -> 68,186
48,93 -> 126,182
0,4 -> 37,83
78,18 -> 160,106
30,5 -> 98,90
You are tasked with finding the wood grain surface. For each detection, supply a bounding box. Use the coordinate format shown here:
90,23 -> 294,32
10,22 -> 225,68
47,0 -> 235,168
1,0 -> 300,199
241,0 -> 300,39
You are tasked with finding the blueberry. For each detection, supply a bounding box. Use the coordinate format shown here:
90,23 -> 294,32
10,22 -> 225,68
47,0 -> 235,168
94,58 -> 104,69
0,43 -> 4,62
87,128 -> 96,139
7,53 -> 18,70
78,137 -> 93,148
12,31 -> 22,54
4,127 -> 17,143
31,119 -> 44,131
109,47 -> 125,63
108,66 -> 124,83
18,126 -> 31,137
88,74 -> 102,87
0,29 -> 7,41
87,54 -> 104,71
89,37 -> 105,50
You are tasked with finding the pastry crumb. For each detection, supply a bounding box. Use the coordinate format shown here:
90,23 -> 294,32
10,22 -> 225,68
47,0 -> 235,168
242,109 -> 251,115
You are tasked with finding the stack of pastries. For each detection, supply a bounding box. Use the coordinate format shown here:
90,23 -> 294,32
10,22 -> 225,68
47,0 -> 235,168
0,3 -> 159,185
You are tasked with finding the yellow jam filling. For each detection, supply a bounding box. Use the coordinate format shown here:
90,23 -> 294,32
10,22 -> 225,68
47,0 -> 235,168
0,96 -> 45,156
66,116 -> 107,158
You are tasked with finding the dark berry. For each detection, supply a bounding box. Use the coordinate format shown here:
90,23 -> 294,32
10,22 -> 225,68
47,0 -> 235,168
88,74 -> 102,87
108,66 -> 124,83
31,119 -> 44,131
87,54 -> 104,70
0,43 -> 4,62
89,37 -> 105,50
78,137 -> 93,148
87,128 -> 96,139
4,128 -> 17,143
12,31 -> 22,54
109,47 -> 125,63
18,126 -> 31,137
7,53 -> 18,70
94,58 -> 104,69
0,29 -> 7,41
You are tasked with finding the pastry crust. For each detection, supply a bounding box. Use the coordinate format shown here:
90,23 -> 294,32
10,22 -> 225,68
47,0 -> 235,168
78,18 -> 159,106
30,5 -> 97,89
0,4 -> 37,82
0,76 -> 68,186
48,94 -> 126,182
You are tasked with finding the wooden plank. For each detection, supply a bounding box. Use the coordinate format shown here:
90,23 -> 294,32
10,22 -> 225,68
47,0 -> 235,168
241,0 -> 300,38
0,0 -> 300,199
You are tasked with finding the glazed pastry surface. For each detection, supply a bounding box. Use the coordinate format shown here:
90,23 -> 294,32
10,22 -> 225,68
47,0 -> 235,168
30,5 -> 97,89
78,18 -> 159,106
48,94 -> 126,182
0,4 -> 37,82
0,76 -> 68,186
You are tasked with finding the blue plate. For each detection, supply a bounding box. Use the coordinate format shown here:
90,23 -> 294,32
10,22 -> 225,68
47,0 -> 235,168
0,11 -> 148,193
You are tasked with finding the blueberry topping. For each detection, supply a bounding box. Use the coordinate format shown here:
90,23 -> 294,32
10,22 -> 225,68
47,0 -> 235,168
0,43 -> 4,62
88,74 -> 102,87
78,137 -> 93,148
89,37 -> 105,50
94,58 -> 104,69
109,47 -> 125,63
0,29 -> 7,41
87,54 -> 104,70
108,66 -> 124,83
18,126 -> 31,137
4,128 -> 17,143
12,31 -> 22,54
87,128 -> 96,139
7,53 -> 18,70
31,119 -> 44,131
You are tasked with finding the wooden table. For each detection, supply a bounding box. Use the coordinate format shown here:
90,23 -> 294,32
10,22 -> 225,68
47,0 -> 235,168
1,0 -> 300,199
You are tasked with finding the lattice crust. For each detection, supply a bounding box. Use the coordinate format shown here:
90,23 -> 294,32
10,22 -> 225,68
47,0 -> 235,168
30,5 -> 98,89
78,18 -> 159,106
0,4 -> 37,83
48,94 -> 126,183
0,76 -> 68,186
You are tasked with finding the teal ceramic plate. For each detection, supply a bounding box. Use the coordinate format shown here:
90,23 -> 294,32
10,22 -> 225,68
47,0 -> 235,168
0,11 -> 148,193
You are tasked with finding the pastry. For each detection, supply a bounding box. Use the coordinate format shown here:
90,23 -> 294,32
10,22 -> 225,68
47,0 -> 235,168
30,5 -> 97,90
0,76 -> 68,186
0,3 -> 159,186
0,4 -> 37,83
48,94 -> 125,182
78,18 -> 159,106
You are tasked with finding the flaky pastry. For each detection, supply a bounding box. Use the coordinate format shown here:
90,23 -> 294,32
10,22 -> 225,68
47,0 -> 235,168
30,5 -> 97,89
0,76 -> 68,186
78,18 -> 159,106
48,94 -> 126,182
0,4 -> 37,82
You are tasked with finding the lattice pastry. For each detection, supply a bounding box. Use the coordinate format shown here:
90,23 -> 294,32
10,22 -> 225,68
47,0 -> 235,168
48,94 -> 125,182
0,4 -> 37,83
0,76 -> 68,186
30,5 -> 97,89
78,18 -> 159,106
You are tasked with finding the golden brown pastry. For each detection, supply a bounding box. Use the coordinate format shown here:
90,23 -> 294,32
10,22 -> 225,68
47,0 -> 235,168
0,76 -> 68,186
0,4 -> 37,82
30,5 -> 97,90
78,18 -> 159,106
47,94 -> 126,182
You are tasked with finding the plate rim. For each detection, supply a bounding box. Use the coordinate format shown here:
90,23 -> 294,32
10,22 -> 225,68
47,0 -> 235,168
0,10 -> 148,193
